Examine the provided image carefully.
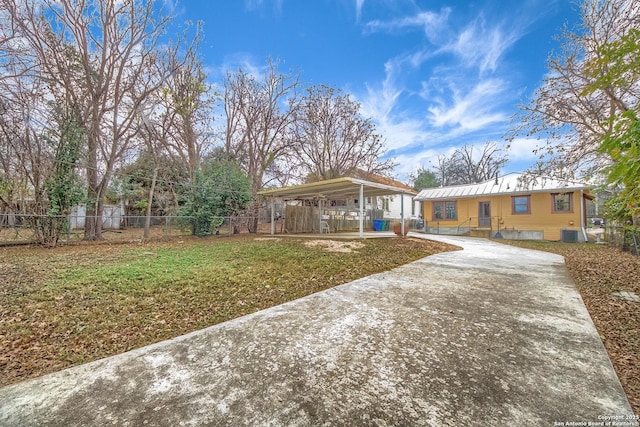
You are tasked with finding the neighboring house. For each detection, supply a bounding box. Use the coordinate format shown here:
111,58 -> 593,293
352,171 -> 416,220
363,194 -> 418,220
414,173 -> 594,242
258,173 -> 418,235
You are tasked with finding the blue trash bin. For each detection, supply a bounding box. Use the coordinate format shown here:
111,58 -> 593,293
373,219 -> 383,231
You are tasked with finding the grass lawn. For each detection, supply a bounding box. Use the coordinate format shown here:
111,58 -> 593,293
0,235 -> 455,387
503,240 -> 640,415
2,235 -> 638,416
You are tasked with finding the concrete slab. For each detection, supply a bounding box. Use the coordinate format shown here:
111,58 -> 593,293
0,234 -> 634,426
280,231 -> 398,239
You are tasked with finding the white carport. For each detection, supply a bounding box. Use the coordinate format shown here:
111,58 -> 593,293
258,177 -> 417,238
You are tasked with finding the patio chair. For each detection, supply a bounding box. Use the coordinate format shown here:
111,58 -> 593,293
320,221 -> 330,234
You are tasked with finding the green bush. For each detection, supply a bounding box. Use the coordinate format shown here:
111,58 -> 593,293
179,160 -> 251,236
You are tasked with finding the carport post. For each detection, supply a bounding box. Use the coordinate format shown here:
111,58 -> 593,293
359,184 -> 364,238
318,198 -> 323,234
400,193 -> 405,236
270,197 -> 275,235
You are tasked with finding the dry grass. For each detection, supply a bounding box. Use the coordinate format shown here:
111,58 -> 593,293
3,234 -> 637,416
0,235 -> 455,387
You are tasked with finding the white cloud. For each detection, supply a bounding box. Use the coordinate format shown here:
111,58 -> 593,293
376,117 -> 429,151
355,0 -> 365,22
244,0 -> 282,13
427,79 -> 508,130
162,0 -> 176,13
364,9 -> 451,42
440,16 -> 522,73
361,59 -> 403,115
359,54 -> 434,152
244,0 -> 265,11
389,145 -> 462,182
506,137 -> 543,162
366,8 -> 522,74
358,6 -> 523,161
215,53 -> 264,78
359,83 -> 426,152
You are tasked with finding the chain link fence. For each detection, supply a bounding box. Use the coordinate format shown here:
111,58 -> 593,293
0,211 -> 423,245
0,213 -> 276,245
602,226 -> 640,255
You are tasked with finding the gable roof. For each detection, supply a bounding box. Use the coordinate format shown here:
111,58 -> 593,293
415,173 -> 591,201
350,169 -> 417,193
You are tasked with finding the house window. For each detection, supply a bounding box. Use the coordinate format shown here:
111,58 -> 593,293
445,201 -> 456,219
552,193 -> 573,213
382,197 -> 389,212
512,196 -> 531,214
433,201 -> 456,220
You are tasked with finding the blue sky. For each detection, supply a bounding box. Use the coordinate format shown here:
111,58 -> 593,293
174,0 -> 580,182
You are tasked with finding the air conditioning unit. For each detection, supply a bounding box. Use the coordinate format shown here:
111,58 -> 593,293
561,229 -> 578,243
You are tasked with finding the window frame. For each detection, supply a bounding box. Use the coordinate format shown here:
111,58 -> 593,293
432,200 -> 457,220
512,195 -> 531,215
551,192 -> 573,213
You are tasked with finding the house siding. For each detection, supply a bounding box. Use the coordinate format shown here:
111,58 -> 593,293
366,194 -> 414,220
421,191 -> 585,241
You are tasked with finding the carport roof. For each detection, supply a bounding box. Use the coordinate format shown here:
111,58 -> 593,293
258,177 -> 417,200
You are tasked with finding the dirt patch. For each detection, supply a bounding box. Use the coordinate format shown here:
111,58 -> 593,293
304,240 -> 366,253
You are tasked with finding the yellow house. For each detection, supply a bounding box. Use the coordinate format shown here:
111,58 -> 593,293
415,173 -> 594,242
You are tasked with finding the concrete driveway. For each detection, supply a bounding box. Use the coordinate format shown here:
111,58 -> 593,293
0,234 -> 634,426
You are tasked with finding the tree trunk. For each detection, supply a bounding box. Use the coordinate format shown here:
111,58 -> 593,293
95,197 -> 105,240
144,166 -> 158,240
84,191 -> 99,240
247,199 -> 260,233
247,175 -> 264,233
84,133 -> 100,240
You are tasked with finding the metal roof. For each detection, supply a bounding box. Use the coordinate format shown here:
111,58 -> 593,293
415,173 -> 592,201
258,177 -> 417,200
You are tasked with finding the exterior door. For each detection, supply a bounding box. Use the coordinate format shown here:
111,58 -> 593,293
479,202 -> 491,228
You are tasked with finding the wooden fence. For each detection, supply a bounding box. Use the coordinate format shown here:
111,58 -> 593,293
284,205 -> 384,233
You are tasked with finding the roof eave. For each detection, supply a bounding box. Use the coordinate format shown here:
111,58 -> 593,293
258,177 -> 417,200
415,186 -> 592,201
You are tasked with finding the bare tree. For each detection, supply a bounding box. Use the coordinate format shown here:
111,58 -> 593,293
136,104 -> 169,241
510,0 -> 639,178
157,27 -> 218,181
3,0 -> 193,240
1,1 -> 48,215
0,4 -> 74,244
0,73 -> 85,245
291,85 -> 395,182
0,82 -> 55,216
432,142 -> 508,186
224,59 -> 301,232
